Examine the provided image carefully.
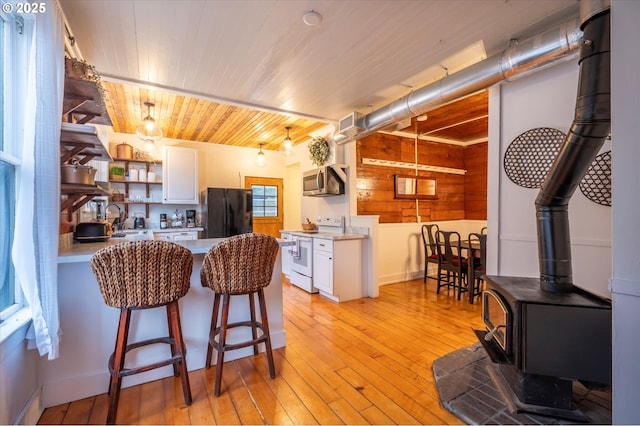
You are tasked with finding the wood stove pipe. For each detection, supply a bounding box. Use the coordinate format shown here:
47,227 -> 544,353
535,2 -> 610,293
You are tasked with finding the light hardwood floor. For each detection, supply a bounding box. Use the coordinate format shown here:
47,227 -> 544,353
38,277 -> 484,425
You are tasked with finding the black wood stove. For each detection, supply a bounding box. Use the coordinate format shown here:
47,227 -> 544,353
476,3 -> 612,422
476,276 -> 611,421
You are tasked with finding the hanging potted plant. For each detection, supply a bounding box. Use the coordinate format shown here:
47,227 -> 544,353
64,56 -> 107,111
308,136 -> 330,166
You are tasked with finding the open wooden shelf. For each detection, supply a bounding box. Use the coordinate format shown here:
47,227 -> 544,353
62,77 -> 112,126
108,158 -> 163,217
111,157 -> 162,164
60,122 -> 112,164
59,71 -> 114,218
109,179 -> 162,185
60,183 -> 110,218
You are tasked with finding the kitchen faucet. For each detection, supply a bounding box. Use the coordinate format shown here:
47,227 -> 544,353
105,203 -> 124,236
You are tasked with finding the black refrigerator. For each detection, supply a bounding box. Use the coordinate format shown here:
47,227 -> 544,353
201,188 -> 253,238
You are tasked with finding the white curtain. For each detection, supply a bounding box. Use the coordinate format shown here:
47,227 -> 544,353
11,0 -> 64,360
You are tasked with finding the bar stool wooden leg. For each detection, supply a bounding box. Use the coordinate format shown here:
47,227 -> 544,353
249,293 -> 259,356
107,309 -> 131,424
214,293 -> 231,397
168,301 -> 192,405
206,293 -> 222,368
166,305 -> 180,377
258,289 -> 276,378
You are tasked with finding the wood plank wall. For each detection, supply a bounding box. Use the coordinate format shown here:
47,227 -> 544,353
464,142 -> 488,220
356,133 -> 487,223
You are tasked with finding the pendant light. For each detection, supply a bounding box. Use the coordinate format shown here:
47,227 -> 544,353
280,126 -> 293,156
256,143 -> 266,167
136,101 -> 162,153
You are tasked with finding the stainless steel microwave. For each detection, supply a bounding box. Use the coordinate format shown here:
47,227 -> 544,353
302,165 -> 346,196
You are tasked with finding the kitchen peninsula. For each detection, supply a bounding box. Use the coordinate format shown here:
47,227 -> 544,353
49,237 -> 292,408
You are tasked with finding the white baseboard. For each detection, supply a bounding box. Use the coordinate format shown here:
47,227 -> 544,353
379,270 -> 423,285
17,386 -> 42,425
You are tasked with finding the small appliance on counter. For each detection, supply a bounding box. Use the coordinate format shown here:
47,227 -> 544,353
74,222 -> 110,243
171,210 -> 184,227
133,214 -> 146,229
186,210 -> 196,228
160,213 -> 168,229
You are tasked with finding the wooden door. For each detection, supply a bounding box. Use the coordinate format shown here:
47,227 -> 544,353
245,176 -> 284,238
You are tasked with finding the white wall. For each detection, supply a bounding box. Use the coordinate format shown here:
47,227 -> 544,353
0,322 -> 39,425
611,1 -> 640,423
378,220 -> 487,285
103,127 -> 287,187
493,58 -> 612,298
283,162 -> 302,229
284,125 -> 353,226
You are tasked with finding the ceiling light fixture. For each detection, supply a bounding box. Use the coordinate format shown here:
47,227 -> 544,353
256,143 -> 266,167
136,102 -> 163,151
280,126 -> 293,156
417,114 -> 428,122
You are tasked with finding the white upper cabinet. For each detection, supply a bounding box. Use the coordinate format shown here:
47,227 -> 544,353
162,146 -> 199,204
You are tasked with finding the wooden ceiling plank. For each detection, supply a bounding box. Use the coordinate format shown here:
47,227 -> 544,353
196,103 -> 222,142
100,80 -> 485,149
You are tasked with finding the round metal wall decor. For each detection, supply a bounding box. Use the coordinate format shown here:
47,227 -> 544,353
580,150 -> 611,206
503,127 -> 566,188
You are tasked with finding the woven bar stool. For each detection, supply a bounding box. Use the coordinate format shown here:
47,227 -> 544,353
90,240 -> 193,424
201,233 -> 279,396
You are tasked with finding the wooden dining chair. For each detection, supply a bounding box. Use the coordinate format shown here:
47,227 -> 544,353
436,230 -> 468,299
421,224 -> 440,283
481,226 -> 488,235
467,232 -> 487,304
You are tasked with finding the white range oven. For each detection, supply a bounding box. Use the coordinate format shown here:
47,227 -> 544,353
288,236 -> 316,293
284,216 -> 345,294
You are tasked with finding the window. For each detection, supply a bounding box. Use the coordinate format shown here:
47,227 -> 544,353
0,11 -> 22,319
0,162 -> 16,315
251,184 -> 278,217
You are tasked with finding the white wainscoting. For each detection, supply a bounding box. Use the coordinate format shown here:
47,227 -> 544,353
378,220 -> 487,285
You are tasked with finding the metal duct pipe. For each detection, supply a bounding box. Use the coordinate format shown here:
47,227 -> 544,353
535,2 -> 610,293
334,14 -> 583,143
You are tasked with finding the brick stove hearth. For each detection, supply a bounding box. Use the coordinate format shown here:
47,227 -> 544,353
432,344 -> 612,425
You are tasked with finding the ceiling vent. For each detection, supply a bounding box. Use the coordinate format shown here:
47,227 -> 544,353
338,112 -> 364,137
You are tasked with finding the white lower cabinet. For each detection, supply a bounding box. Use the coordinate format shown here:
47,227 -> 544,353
313,239 -> 333,294
312,238 -> 362,302
154,230 -> 198,242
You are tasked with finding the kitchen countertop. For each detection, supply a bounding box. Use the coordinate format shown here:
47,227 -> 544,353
280,230 -> 368,240
152,227 -> 204,233
58,236 -> 295,263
